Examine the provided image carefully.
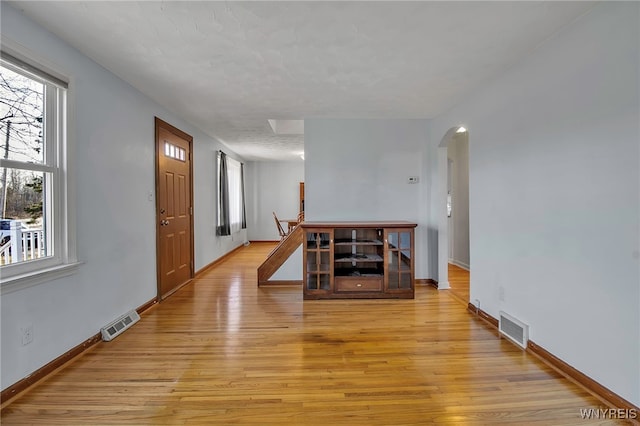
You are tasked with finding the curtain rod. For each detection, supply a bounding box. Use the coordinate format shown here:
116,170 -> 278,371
218,150 -> 244,165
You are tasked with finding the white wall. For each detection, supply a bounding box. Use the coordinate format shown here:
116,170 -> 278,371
245,161 -> 304,241
305,119 -> 432,279
0,4 -> 245,390
430,3 -> 639,405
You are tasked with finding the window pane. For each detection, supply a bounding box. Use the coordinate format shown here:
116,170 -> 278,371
0,65 -> 46,164
227,158 -> 241,232
215,154 -> 243,234
400,231 -> 410,249
0,167 -> 50,265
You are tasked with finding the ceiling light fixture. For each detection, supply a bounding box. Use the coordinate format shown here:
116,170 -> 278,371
456,126 -> 467,133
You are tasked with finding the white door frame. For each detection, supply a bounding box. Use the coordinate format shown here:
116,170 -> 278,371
437,145 -> 451,289
436,126 -> 470,289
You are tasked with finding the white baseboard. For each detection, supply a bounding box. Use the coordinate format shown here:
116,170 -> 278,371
449,259 -> 470,271
438,281 -> 450,290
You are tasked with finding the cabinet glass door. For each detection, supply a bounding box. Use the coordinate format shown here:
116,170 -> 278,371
305,231 -> 332,291
386,229 -> 413,290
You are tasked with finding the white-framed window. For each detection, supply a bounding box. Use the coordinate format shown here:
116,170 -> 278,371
226,156 -> 242,233
0,48 -> 77,290
216,152 -> 244,235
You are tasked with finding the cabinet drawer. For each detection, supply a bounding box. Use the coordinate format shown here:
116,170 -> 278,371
335,276 -> 383,292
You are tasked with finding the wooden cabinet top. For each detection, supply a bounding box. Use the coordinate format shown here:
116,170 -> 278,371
301,221 -> 417,229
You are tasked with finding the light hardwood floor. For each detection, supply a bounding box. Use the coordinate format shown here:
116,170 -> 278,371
1,242 -> 620,425
448,263 -> 470,303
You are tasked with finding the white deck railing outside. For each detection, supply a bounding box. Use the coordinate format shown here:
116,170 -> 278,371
0,223 -> 46,265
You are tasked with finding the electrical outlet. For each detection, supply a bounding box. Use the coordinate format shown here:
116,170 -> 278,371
21,324 -> 34,346
407,176 -> 419,184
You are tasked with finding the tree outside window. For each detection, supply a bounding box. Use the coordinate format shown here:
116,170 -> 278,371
0,59 -> 54,268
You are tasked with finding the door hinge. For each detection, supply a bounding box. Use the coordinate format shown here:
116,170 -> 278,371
190,206 -> 193,215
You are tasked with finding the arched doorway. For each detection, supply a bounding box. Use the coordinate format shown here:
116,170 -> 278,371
437,126 -> 470,301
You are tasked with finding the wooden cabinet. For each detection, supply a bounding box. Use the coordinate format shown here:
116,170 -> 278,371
302,222 -> 416,299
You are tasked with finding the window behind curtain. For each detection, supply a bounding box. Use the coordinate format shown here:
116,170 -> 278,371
216,152 -> 243,234
227,157 -> 242,233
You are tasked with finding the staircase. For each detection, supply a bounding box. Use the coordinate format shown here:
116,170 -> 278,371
257,225 -> 304,285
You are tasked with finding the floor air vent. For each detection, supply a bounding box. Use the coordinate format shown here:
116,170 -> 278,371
101,310 -> 140,341
499,311 -> 529,349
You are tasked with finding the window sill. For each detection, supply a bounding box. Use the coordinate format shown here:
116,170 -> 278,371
1,262 -> 83,295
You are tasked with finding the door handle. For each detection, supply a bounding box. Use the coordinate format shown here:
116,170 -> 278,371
160,219 -> 169,226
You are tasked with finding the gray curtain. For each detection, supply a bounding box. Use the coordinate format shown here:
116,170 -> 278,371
240,163 -> 247,229
216,151 -> 231,236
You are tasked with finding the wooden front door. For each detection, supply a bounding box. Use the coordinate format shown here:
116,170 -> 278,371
155,118 -> 194,300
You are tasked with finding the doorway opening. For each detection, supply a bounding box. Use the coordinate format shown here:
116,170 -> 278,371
438,126 -> 470,302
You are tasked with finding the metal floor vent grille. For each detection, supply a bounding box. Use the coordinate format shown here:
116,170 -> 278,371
499,311 -> 529,349
101,310 -> 140,341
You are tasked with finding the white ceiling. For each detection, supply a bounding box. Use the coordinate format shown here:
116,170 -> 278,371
8,1 -> 595,161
